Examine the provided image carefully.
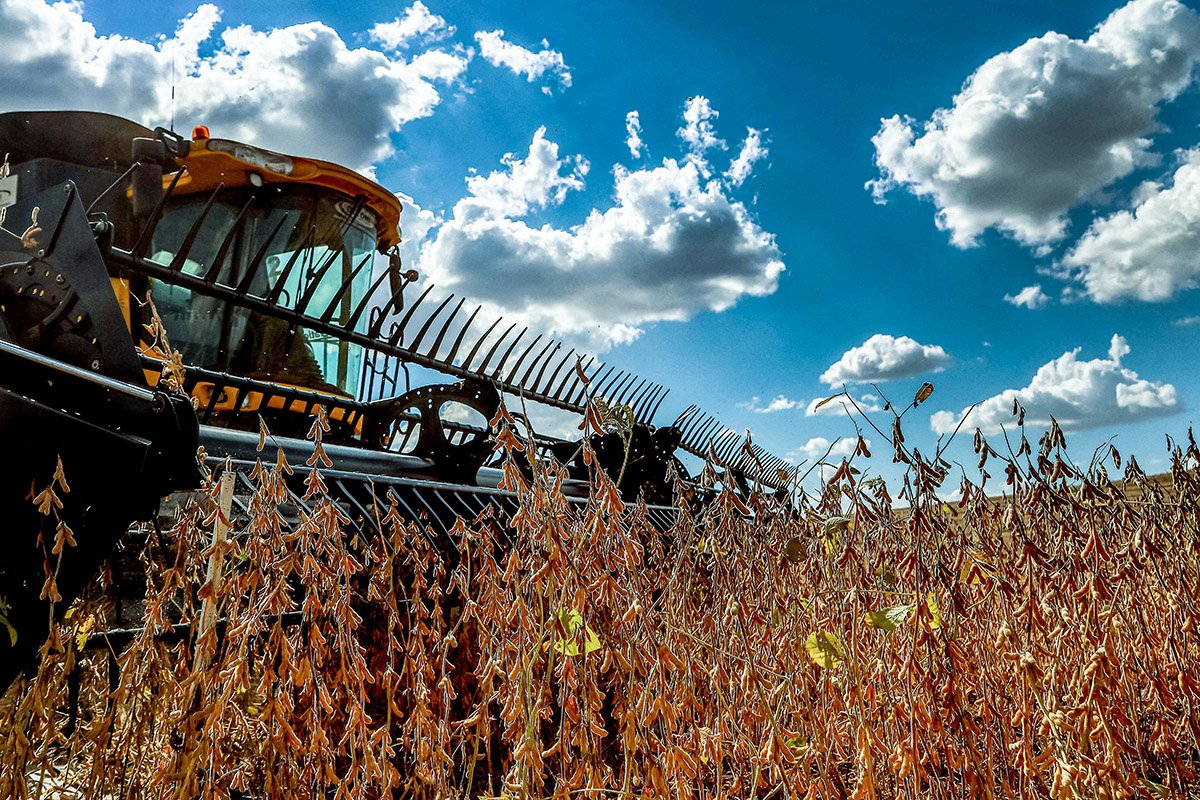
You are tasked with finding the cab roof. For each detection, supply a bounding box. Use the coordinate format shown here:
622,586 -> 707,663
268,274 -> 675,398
173,129 -> 403,254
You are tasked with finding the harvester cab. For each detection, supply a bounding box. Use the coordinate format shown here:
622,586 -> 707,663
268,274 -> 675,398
135,125 -> 412,435
0,110 -> 795,689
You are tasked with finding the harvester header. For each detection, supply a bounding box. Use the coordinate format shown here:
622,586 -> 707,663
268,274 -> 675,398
0,109 -> 793,689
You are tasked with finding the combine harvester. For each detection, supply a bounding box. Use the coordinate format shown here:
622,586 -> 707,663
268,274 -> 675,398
0,111 -> 793,689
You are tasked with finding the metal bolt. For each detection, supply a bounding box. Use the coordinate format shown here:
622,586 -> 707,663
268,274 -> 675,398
90,359 -> 101,371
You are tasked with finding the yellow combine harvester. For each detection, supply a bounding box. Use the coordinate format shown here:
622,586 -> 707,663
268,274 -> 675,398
0,110 -> 792,689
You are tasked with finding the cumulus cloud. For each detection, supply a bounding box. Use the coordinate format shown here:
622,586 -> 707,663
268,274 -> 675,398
414,102 -> 784,350
869,0 -> 1200,247
1175,315 -> 1200,326
452,126 -> 589,222
792,436 -> 863,462
625,111 -> 644,158
474,29 -> 571,94
1063,148 -> 1200,302
395,192 -> 443,275
739,394 -> 801,414
806,392 -> 884,417
930,334 -> 1179,435
1004,285 -> 1051,309
725,128 -> 767,187
369,1 -> 454,50
0,0 -> 470,172
820,334 -> 949,386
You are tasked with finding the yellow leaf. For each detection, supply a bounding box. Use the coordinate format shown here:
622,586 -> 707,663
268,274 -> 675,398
864,604 -> 912,631
73,615 -> 95,650
805,631 -> 844,669
958,549 -> 996,585
823,534 -> 839,559
926,592 -> 943,630
553,608 -> 602,657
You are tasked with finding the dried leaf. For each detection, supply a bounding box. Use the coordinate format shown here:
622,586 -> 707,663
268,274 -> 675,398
783,537 -> 803,562
813,393 -> 840,412
914,382 -> 934,406
1140,779 -> 1171,799
0,595 -> 15,647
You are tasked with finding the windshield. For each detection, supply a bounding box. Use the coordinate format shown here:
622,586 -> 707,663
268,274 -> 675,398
148,186 -> 378,397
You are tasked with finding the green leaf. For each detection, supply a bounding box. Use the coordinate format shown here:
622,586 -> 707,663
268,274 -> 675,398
822,516 -> 851,535
805,631 -> 844,669
864,604 -> 913,631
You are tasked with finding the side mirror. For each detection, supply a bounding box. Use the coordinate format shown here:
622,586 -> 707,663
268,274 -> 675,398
131,130 -> 189,230
387,249 -> 419,311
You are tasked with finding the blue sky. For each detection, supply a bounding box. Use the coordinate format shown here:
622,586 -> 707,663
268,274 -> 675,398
7,0 -> 1200,489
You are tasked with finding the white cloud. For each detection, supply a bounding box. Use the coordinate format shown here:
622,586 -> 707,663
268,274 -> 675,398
739,394 -> 801,414
369,2 -> 454,50
395,191 -> 443,275
806,392 -> 883,417
452,126 -> 589,222
820,334 -> 949,386
0,0 -> 470,172
625,110 -> 644,158
792,436 -> 864,462
1063,148 -> 1200,302
1174,315 -> 1200,326
869,0 -> 1200,247
677,96 -> 725,172
1004,285 -> 1051,309
725,128 -> 767,187
473,29 -> 571,94
414,103 -> 783,351
930,334 -> 1179,435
